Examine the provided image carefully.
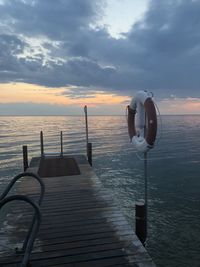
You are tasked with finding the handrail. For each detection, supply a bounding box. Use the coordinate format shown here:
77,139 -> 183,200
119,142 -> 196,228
0,172 -> 45,205
0,172 -> 45,256
0,195 -> 41,267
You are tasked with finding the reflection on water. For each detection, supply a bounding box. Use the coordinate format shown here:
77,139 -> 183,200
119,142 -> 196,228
0,115 -> 200,267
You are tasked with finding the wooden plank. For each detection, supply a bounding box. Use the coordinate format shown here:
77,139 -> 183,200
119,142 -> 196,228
0,155 -> 155,267
29,249 -> 129,266
35,237 -> 125,252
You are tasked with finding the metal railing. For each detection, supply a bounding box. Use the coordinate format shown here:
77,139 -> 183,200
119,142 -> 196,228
39,106 -> 93,165
40,131 -> 64,158
0,172 -> 45,267
0,172 -> 45,205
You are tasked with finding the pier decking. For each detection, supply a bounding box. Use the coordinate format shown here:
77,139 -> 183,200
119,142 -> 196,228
0,155 -> 155,267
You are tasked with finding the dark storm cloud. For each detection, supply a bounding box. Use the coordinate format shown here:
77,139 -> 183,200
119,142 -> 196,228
0,0 -> 102,39
0,34 -> 26,79
0,0 -> 200,98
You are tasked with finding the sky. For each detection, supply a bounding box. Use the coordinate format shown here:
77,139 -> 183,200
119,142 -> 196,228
0,0 -> 200,115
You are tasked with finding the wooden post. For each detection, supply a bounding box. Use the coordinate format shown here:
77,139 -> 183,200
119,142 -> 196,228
135,202 -> 147,245
40,131 -> 44,157
22,145 -> 28,171
87,142 -> 92,166
84,105 -> 89,155
84,107 -> 92,166
60,131 -> 63,156
84,106 -> 89,145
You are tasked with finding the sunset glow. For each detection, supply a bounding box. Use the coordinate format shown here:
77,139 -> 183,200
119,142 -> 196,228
0,0 -> 200,115
1,83 -> 199,115
159,97 -> 200,114
0,83 -> 130,107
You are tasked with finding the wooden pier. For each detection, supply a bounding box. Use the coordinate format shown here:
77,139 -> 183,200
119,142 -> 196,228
0,154 -> 155,267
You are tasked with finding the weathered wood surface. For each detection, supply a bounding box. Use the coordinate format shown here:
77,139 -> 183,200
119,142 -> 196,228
38,157 -> 80,177
0,155 -> 155,267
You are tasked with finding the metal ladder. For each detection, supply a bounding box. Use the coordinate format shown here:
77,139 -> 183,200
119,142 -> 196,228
40,130 -> 64,158
0,172 -> 45,267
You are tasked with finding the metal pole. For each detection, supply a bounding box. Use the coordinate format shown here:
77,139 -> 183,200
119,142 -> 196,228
22,145 -> 28,171
135,112 -> 148,246
144,111 -> 148,243
84,105 -> 89,147
144,151 -> 148,242
84,105 -> 90,163
60,131 -> 63,156
40,131 -> 44,157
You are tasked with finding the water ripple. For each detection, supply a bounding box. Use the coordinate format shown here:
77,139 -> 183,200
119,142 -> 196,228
0,115 -> 200,266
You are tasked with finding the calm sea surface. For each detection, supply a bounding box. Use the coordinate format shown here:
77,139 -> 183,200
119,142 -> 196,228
0,115 -> 200,266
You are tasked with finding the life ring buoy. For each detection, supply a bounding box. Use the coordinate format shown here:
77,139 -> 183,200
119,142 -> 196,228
128,91 -> 157,152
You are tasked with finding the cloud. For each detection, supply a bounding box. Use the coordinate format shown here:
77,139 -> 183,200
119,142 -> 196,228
0,0 -> 102,39
0,101 -> 127,115
60,86 -> 97,99
0,102 -> 81,115
0,34 -> 27,80
0,0 -> 200,99
158,97 -> 200,114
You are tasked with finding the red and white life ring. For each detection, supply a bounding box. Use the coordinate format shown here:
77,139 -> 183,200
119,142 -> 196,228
128,91 -> 157,152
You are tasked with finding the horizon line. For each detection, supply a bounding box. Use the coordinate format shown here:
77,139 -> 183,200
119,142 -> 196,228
0,114 -> 200,117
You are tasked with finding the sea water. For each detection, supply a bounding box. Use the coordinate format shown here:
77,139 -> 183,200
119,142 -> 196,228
0,115 -> 200,267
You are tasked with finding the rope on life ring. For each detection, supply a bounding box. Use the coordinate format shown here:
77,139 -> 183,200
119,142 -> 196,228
127,91 -> 157,153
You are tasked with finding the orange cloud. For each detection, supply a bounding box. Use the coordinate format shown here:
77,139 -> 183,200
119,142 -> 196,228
0,82 -> 129,107
159,97 -> 200,114
186,100 -> 200,109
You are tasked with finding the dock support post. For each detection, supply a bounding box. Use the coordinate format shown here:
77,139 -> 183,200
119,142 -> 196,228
60,131 -> 63,156
135,202 -> 147,245
40,131 -> 44,157
22,145 -> 29,171
87,142 -> 92,166
84,105 -> 89,146
84,106 -> 92,166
